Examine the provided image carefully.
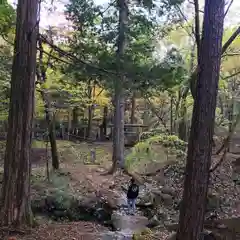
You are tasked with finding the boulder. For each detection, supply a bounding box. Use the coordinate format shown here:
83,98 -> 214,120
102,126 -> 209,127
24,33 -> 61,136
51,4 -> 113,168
206,193 -> 221,211
137,191 -> 154,207
161,187 -> 176,196
152,191 -> 174,206
111,211 -> 148,232
166,231 -> 220,240
147,215 -> 161,228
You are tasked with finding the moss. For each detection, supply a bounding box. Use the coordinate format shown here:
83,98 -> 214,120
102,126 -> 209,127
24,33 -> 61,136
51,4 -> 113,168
132,228 -> 153,240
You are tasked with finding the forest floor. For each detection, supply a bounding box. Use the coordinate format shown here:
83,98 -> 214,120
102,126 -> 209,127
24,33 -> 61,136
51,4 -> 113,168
0,140 -> 239,239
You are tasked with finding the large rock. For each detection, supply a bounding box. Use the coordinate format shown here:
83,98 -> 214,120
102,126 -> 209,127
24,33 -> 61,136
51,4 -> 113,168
152,190 -> 174,206
206,193 -> 221,212
111,211 -> 148,232
166,231 -> 220,240
148,215 -> 161,228
160,187 -> 176,197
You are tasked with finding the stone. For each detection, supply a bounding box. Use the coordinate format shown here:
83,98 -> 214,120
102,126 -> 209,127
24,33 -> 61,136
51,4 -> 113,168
166,232 -> 176,240
152,191 -> 173,206
111,211 -> 148,232
148,215 -> 161,228
206,193 -> 221,211
116,193 -> 128,207
161,187 -> 176,196
166,231 -> 219,240
137,191 -> 154,206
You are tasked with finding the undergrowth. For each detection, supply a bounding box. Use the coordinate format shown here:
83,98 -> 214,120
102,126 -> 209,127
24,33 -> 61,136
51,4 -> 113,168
125,132 -> 187,171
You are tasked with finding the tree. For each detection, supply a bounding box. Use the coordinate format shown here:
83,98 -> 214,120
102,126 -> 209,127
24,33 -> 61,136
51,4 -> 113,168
111,0 -> 129,171
65,0 -> 186,172
0,0 -> 38,226
176,0 -> 225,239
36,37 -> 59,170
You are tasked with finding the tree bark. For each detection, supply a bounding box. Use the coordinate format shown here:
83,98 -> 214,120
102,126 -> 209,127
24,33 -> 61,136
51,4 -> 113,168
87,80 -> 93,139
41,95 -> 59,170
176,0 -> 225,239
72,107 -> 79,126
0,0 -> 38,226
170,95 -> 173,134
130,92 -> 136,124
100,105 -> 108,140
37,35 -> 59,170
48,113 -> 59,169
178,97 -> 187,141
111,0 -> 128,172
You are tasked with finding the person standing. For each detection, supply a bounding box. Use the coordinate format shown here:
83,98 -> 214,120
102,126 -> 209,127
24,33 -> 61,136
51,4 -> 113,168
127,178 -> 139,215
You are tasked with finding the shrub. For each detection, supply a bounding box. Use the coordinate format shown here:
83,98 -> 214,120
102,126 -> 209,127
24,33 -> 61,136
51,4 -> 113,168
125,133 -> 187,171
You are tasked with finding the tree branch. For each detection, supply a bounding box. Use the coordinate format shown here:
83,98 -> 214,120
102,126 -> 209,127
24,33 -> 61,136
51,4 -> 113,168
221,26 -> 240,55
190,26 -> 240,99
224,0 -> 234,18
222,69 -> 240,80
193,0 -> 201,63
144,96 -> 170,133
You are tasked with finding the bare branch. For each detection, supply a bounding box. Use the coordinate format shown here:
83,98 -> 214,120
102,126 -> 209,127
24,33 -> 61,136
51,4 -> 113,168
214,112 -> 240,156
222,52 -> 240,57
193,0 -> 201,63
224,0 -> 234,18
222,26 -> 240,54
210,148 -> 227,173
222,69 -> 240,80
174,4 -> 195,41
144,96 -> 170,133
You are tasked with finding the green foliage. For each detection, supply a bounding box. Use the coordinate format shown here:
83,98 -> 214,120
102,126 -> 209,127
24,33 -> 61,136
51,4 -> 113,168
0,2 -> 15,119
0,1 -> 15,36
0,39 -> 12,118
125,133 -> 187,170
64,0 -> 187,94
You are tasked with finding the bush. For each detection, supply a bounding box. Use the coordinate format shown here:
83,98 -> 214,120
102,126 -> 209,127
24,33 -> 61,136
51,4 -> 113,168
125,133 -> 187,171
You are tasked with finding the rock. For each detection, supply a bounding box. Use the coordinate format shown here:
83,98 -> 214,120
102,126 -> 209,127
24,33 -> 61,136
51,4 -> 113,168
111,211 -> 148,232
161,187 -> 176,196
166,232 -> 176,240
152,191 -> 173,206
147,215 -> 161,228
201,231 -> 221,240
166,231 -> 220,240
157,208 -> 167,220
206,193 -> 221,211
94,207 -> 111,222
101,231 -> 132,240
116,193 -> 128,207
137,191 -> 154,206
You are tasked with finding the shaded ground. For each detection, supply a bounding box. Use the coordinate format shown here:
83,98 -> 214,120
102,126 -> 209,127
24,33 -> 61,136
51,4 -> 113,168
11,222 -> 108,240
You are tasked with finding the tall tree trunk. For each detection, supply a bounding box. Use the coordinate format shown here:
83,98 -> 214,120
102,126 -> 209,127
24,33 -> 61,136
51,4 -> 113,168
100,105 -> 108,140
72,107 -> 79,126
170,95 -> 173,134
227,99 -> 233,152
87,105 -> 93,139
111,0 -> 128,172
0,0 -> 38,226
48,113 -> 59,169
87,79 -> 93,139
37,35 -> 59,170
178,98 -> 187,141
130,92 -> 136,124
176,1 -> 224,239
42,96 -> 59,170
67,109 -> 71,140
